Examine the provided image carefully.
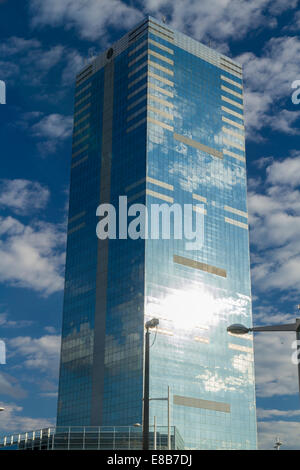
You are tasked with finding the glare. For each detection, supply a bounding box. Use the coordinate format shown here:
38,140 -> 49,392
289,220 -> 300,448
148,288 -> 223,330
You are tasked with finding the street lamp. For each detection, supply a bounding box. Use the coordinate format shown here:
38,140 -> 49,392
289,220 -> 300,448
227,318 -> 300,396
0,408 -> 4,412
143,318 -> 159,450
274,436 -> 283,450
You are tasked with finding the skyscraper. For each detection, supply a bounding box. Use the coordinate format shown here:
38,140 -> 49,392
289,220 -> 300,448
57,16 -> 257,449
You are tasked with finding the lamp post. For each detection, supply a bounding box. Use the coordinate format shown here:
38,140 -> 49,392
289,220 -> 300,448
227,318 -> 300,397
143,318 -> 159,450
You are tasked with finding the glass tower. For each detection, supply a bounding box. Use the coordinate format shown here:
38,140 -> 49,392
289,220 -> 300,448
57,16 -> 257,449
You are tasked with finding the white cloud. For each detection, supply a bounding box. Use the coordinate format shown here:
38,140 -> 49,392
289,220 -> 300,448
266,155 -> 300,187
0,216 -> 65,295
0,402 -> 54,434
0,373 -> 27,399
31,113 -> 73,155
266,109 -> 300,135
254,331 -> 298,397
61,50 -> 86,84
44,326 -> 57,334
0,60 -> 19,79
29,0 -> 298,44
249,153 -> 300,293
9,334 -> 61,377
31,113 -> 73,140
0,179 -> 50,214
0,36 -> 85,89
0,312 -> 32,328
258,419 -> 300,450
0,36 -> 41,55
238,36 -> 300,138
30,0 -> 143,42
27,2 -> 300,137
23,44 -> 65,72
257,408 -> 300,419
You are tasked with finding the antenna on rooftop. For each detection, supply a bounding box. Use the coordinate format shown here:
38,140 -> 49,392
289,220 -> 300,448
162,15 -> 166,24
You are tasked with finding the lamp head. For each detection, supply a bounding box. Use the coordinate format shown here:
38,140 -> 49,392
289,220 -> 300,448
227,324 -> 250,335
145,318 -> 159,329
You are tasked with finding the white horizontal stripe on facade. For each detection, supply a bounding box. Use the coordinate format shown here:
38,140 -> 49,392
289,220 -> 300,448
223,148 -> 246,162
156,328 -> 174,336
147,176 -> 173,191
73,124 -> 90,137
127,94 -> 147,111
128,60 -> 148,77
219,64 -> 242,79
149,93 -> 174,108
149,49 -> 174,65
222,116 -> 244,130
148,82 -> 174,97
72,134 -> 89,148
127,105 -> 147,122
228,332 -> 253,341
69,211 -> 86,224
74,93 -> 91,108
148,60 -> 174,76
225,217 -> 248,230
75,82 -> 92,98
74,103 -> 91,117
228,343 -> 253,353
220,74 -> 243,89
224,205 -> 248,218
146,188 -> 174,203
223,137 -> 245,151
221,85 -> 243,100
126,117 -> 147,133
127,82 -> 147,99
128,50 -> 148,67
192,193 -> 207,203
148,105 -> 174,120
221,95 -> 244,110
149,38 -> 174,55
193,206 -> 207,215
148,117 -> 174,131
194,336 -> 209,344
128,40 -> 148,56
125,177 -> 146,193
220,59 -> 242,74
127,190 -> 146,203
148,71 -> 174,87
128,72 -> 148,88
221,106 -> 244,120
222,126 -> 245,141
74,113 -> 90,128
67,222 -> 86,235
72,144 -> 88,158
71,156 -> 88,168
148,27 -> 174,43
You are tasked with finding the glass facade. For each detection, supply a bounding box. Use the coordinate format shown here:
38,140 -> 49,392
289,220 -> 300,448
57,17 -> 257,449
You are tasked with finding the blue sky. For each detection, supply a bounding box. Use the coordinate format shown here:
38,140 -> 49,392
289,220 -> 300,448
0,0 -> 300,449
